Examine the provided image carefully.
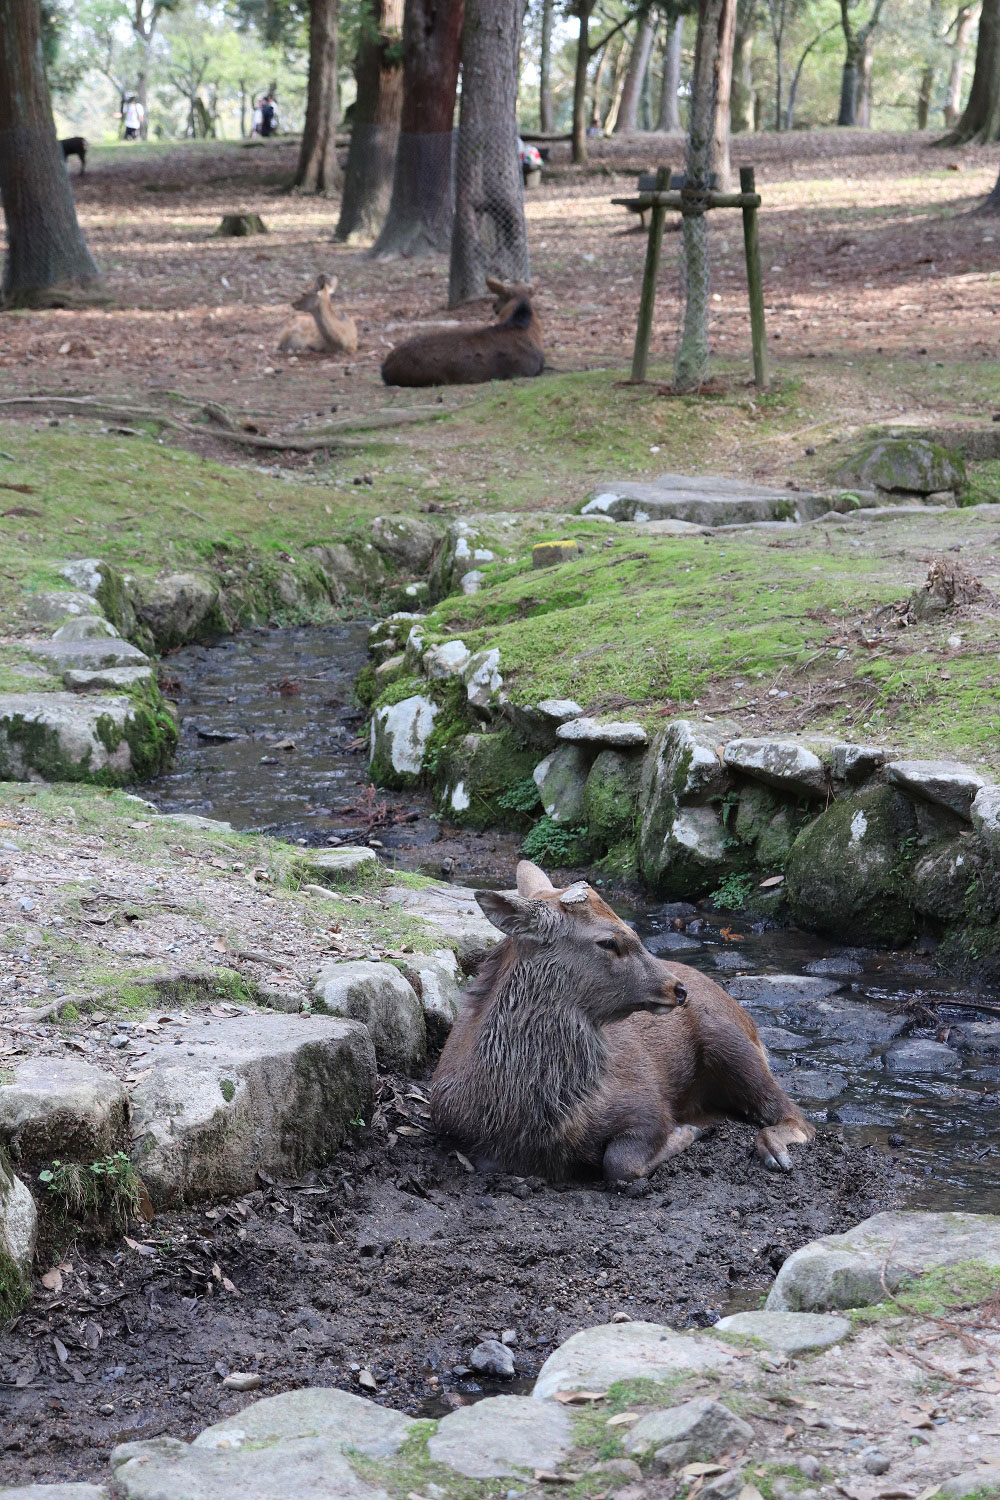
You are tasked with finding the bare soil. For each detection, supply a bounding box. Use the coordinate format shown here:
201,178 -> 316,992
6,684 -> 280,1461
0,1074 -> 903,1487
1,130 -> 998,481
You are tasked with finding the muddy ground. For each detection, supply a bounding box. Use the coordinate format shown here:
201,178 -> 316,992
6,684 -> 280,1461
0,1074 -> 903,1487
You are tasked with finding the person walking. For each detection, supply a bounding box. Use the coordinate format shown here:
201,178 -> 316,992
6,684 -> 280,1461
122,95 -> 144,140
260,94 -> 277,137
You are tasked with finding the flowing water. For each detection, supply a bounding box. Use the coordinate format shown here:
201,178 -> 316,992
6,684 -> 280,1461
142,624 -> 1000,1215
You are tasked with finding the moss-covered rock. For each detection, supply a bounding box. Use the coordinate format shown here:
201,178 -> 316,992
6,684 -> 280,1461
306,540 -> 389,603
440,731 -> 538,830
785,785 -> 919,944
733,785 -> 800,870
585,749 -> 641,853
134,572 -> 225,650
841,437 -> 966,497
0,689 -> 176,785
369,694 -> 439,789
0,1146 -> 36,1322
370,514 -> 442,572
534,743 -> 590,824
639,719 -> 738,892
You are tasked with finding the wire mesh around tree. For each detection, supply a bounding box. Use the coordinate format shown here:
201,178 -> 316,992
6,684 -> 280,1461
370,130 -> 456,259
448,119 -> 530,306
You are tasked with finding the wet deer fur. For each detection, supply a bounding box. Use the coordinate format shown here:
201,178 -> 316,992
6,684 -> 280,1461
380,277 -> 544,388
278,273 -> 358,354
430,860 -> 814,1182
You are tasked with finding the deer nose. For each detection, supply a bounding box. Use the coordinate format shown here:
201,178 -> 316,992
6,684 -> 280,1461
674,982 -> 687,1006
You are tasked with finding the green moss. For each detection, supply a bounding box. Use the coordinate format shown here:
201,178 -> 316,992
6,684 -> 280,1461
375,674 -> 428,709
219,1078 -> 236,1103
752,1461 -> 828,1499
348,1420 -> 512,1500
583,750 -> 641,854
522,816 -> 591,866
81,963 -> 257,1017
0,1242 -> 29,1324
439,730 -> 539,830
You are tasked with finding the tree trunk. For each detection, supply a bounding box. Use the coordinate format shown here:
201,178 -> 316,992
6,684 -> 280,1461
572,0 -> 593,162
294,0 -> 341,193
602,35 -> 630,132
336,0 -> 405,241
614,10 -> 656,133
917,62 -> 934,126
838,43 -> 860,122
675,0 -> 727,391
371,0 -> 463,256
448,0 -> 528,304
944,3 -> 977,125
539,0 -> 555,131
658,15 -> 684,131
731,0 -> 755,132
944,0 -> 1000,140
774,35 -> 784,129
856,41 -> 873,124
0,0 -> 104,308
711,0 -> 736,188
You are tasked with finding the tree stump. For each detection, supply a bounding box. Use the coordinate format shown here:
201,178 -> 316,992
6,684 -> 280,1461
214,213 -> 268,237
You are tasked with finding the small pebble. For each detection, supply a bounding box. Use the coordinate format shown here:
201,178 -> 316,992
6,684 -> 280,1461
862,1450 -> 890,1475
611,1310 -> 631,1323
501,1328 -> 517,1346
470,1339 -> 515,1378
221,1371 -> 262,1391
797,1455 -> 822,1480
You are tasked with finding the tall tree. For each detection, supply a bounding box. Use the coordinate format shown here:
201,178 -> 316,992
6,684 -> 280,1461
943,0 -> 1000,139
944,3 -> 978,124
572,0 -> 595,161
372,0 -> 463,256
837,0 -> 888,125
615,8 -> 657,132
539,0 -> 555,130
448,0 -> 529,304
658,13 -> 685,130
730,0 -> 757,131
675,0 -> 729,389
763,0 -> 795,130
294,0 -> 340,193
0,0 -> 104,308
784,21 -> 837,127
710,0 -> 736,186
335,0 -> 404,240
130,0 -> 173,134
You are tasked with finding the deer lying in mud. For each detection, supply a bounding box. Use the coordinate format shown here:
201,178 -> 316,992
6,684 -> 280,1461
431,861 -> 814,1182
277,274 -> 358,354
381,277 -> 544,387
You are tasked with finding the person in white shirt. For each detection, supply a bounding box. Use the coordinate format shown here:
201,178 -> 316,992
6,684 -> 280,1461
123,96 -> 144,140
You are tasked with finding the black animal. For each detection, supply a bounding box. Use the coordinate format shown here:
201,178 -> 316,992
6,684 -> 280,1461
60,137 -> 87,174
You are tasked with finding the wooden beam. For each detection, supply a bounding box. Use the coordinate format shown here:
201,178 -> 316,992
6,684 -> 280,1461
629,165 -> 671,383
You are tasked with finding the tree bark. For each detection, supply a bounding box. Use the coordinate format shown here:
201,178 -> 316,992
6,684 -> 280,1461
0,0 -> 104,308
602,34 -> 630,132
675,0 -> 727,390
572,0 -> 594,162
371,0 -> 463,256
856,39 -> 873,124
711,0 -> 736,187
944,3 -> 978,125
336,0 -> 404,241
837,0 -> 887,126
539,0 -> 555,131
614,10 -> 656,133
294,0 -> 341,193
658,14 -> 684,131
448,0 -> 529,304
731,0 -> 756,132
943,0 -> 1000,140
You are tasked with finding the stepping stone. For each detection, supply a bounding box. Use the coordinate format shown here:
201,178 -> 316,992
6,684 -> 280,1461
556,717 -> 648,748
532,1321 -> 734,1400
623,1396 -> 753,1462
884,1038 -> 961,1073
25,637 -> 149,672
428,1395 -> 573,1479
726,974 -> 843,1006
63,665 -> 155,691
295,846 -> 379,885
0,691 -> 163,783
384,881 -> 504,963
0,1058 -> 128,1159
22,590 -> 101,625
195,1386 -> 416,1458
711,1310 -> 850,1354
581,474 -> 837,527
311,960 -> 425,1072
887,758 -> 986,819
111,1434 -> 382,1500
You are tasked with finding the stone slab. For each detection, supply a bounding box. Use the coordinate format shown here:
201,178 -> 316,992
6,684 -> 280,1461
110,1435 -> 386,1500
711,1310 -> 851,1354
195,1386 -> 416,1458
556,717 -> 648,748
0,1057 -> 128,1159
766,1210 -> 1000,1312
623,1396 -> 754,1461
311,960 -> 425,1073
0,1488 -> 109,1499
532,1321 -> 734,1400
295,847 -> 378,885
25,638 -> 149,671
428,1395 -> 573,1478
63,666 -> 155,691
887,759 -> 986,820
129,1014 -> 376,1207
384,881 -> 503,963
723,737 -> 828,797
581,475 -> 837,527
725,974 -> 844,1006
0,692 -> 149,783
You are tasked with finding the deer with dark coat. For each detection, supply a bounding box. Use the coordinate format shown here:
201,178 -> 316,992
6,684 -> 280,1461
381,277 -> 544,387
431,861 -> 814,1182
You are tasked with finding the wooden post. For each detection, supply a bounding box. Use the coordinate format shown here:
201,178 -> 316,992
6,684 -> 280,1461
629,164 -> 671,383
740,165 -> 768,389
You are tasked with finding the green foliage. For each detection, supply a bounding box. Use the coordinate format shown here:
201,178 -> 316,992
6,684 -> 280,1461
521,816 -> 590,866
39,1151 -> 144,1235
497,777 -> 542,813
710,872 -> 756,910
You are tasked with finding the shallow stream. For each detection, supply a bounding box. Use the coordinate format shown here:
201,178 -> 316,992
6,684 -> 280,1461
143,624 -> 1000,1215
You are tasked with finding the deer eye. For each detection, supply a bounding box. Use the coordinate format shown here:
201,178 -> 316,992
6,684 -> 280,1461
596,937 -> 620,954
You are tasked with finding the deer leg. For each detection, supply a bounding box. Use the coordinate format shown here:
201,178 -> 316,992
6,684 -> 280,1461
697,1024 -> 815,1174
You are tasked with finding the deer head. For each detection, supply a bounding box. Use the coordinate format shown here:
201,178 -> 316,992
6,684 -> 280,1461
291,273 -> 338,313
475,860 -> 687,1028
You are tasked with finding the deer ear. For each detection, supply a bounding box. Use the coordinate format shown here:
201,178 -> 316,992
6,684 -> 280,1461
326,274 -> 338,294
476,890 -> 552,938
485,276 -> 507,295
516,859 -> 553,897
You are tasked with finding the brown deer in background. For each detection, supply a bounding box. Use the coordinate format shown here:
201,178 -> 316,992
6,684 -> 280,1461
381,277 -> 544,387
277,274 -> 358,354
431,860 -> 814,1183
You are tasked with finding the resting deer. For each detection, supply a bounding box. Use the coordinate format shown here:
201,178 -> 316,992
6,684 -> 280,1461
431,860 -> 814,1183
277,274 -> 358,355
381,276 -> 544,387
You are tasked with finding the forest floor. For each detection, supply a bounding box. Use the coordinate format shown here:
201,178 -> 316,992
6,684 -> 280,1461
1,127 -> 999,503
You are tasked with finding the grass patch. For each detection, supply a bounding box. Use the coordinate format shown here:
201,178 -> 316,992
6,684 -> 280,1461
38,1151 -> 145,1237
850,1259 -> 1000,1324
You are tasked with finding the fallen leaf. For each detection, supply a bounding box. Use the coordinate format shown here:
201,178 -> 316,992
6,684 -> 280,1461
606,1412 -> 641,1426
720,927 -> 744,941
214,935 -> 228,951
899,1410 -> 934,1430
553,1390 -> 606,1405
40,1267 -> 63,1293
740,1487 -> 766,1500
453,1150 -> 475,1173
759,875 -> 784,888
53,1336 -> 69,1364
124,1236 -> 156,1257
681,1464 -> 727,1478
